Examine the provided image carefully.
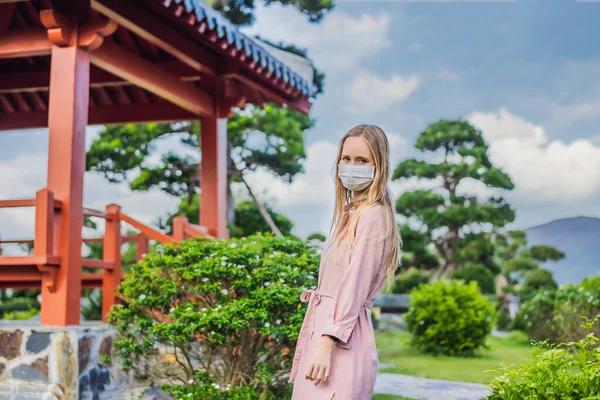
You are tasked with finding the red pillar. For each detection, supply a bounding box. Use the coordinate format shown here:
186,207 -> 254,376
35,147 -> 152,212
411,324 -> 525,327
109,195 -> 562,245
136,233 -> 148,262
41,27 -> 90,326
102,204 -> 121,322
200,116 -> 229,239
172,215 -> 188,241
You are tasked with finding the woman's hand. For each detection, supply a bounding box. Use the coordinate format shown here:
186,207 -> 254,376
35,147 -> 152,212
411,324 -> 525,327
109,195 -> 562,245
305,335 -> 337,385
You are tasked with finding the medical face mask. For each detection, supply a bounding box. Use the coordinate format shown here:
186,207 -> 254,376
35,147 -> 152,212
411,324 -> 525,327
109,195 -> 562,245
337,164 -> 375,191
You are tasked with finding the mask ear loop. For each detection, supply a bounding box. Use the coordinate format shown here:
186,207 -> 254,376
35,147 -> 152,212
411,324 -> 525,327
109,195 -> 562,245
330,161 -> 339,184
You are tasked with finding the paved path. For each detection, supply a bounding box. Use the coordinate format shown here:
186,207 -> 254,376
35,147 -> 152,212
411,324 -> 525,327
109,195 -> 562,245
375,369 -> 489,400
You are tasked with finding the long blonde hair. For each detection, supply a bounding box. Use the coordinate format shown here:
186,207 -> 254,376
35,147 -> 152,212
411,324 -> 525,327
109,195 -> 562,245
328,124 -> 402,290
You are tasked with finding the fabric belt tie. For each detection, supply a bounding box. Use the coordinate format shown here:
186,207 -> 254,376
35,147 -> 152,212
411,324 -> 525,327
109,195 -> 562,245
300,289 -> 333,340
288,288 -> 373,382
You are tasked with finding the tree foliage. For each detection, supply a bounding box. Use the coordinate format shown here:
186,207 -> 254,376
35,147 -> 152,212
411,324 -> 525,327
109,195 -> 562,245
158,193 -> 295,238
451,263 -> 497,295
207,0 -> 334,27
392,120 -> 515,277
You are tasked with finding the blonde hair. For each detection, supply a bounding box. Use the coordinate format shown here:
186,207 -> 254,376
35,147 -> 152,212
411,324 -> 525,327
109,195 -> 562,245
328,124 -> 402,290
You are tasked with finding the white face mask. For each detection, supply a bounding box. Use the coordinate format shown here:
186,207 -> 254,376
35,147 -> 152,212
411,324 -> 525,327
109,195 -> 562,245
337,164 -> 375,191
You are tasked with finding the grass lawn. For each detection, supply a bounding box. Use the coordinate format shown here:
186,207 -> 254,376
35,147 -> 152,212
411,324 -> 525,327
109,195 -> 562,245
375,331 -> 531,384
372,395 -> 414,400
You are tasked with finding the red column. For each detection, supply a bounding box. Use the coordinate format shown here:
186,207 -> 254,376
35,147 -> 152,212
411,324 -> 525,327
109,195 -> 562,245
136,233 -> 148,262
172,215 -> 188,241
200,116 -> 229,239
102,204 -> 121,322
42,34 -> 90,326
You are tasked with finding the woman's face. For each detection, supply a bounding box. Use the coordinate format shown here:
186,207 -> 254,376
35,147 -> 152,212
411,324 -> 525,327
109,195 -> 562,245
340,136 -> 375,166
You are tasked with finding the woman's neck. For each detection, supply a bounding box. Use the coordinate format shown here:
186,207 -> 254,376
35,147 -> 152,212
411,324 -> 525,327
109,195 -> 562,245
352,192 -> 368,206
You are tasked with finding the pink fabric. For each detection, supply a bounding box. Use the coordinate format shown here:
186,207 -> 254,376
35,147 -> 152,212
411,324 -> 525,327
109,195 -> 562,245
289,203 -> 392,400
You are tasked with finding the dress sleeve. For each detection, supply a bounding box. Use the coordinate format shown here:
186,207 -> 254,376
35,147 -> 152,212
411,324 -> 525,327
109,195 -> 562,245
321,205 -> 388,348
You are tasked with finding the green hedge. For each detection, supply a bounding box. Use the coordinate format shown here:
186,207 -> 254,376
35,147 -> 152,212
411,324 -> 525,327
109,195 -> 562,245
405,280 -> 496,356
513,283 -> 600,343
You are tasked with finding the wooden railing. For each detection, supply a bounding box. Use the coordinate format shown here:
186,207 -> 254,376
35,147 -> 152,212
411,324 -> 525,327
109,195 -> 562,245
0,188 -> 211,323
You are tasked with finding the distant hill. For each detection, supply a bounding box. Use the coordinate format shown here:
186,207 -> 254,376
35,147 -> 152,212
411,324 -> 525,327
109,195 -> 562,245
525,217 -> 600,285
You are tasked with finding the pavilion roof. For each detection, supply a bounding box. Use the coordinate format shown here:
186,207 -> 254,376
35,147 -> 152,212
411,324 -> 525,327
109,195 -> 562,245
165,0 -> 315,97
0,0 -> 314,131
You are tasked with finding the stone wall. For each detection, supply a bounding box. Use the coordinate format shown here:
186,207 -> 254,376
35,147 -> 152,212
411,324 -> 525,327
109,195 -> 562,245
0,322 -> 132,400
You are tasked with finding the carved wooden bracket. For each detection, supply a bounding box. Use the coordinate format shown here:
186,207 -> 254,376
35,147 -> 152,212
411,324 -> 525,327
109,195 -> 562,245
40,9 -> 117,50
40,9 -> 71,46
37,262 -> 60,293
219,95 -> 246,118
79,18 -> 118,51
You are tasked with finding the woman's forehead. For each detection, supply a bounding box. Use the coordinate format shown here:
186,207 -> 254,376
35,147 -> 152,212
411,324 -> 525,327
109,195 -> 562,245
342,136 -> 372,157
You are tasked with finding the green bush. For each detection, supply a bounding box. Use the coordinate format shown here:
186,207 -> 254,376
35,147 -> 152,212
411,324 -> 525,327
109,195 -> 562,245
0,291 -> 39,314
518,268 -> 557,302
2,308 -> 39,320
513,284 -> 600,343
404,280 -> 496,356
450,263 -> 496,294
392,268 -> 430,294
485,316 -> 600,399
108,233 -> 319,399
580,275 -> 600,290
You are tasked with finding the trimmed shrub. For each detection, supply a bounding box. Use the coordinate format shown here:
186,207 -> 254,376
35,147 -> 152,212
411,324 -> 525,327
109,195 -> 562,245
404,280 -> 496,355
392,267 -> 430,294
518,268 -> 557,302
450,263 -> 496,294
108,233 -> 319,399
513,284 -> 600,343
485,316 -> 600,399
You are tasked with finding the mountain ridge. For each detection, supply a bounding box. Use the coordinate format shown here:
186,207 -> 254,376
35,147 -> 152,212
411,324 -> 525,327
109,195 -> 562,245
525,216 -> 600,285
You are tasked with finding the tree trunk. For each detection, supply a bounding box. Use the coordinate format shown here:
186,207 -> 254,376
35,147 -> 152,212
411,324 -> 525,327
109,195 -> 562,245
237,171 -> 283,237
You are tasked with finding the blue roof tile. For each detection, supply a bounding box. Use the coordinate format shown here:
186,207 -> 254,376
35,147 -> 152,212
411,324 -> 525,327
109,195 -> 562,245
168,0 -> 315,97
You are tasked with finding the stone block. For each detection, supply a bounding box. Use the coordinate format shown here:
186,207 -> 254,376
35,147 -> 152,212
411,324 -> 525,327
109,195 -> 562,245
79,336 -> 93,372
11,356 -> 49,382
99,336 -> 113,360
56,333 -> 77,399
26,332 -> 51,354
0,331 -> 22,360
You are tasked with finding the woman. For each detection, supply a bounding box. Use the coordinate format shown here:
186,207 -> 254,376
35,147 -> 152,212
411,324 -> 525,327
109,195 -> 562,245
289,124 -> 402,399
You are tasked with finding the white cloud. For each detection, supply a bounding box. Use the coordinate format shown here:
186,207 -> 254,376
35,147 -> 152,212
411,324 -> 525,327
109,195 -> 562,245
467,108 -> 600,203
0,150 -> 180,249
244,140 -> 338,208
245,4 -> 393,70
343,69 -> 422,113
387,132 -> 408,150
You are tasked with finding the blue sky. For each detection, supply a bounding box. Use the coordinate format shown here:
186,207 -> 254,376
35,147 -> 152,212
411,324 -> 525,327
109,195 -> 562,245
1,0 -> 599,244
243,0 -> 600,237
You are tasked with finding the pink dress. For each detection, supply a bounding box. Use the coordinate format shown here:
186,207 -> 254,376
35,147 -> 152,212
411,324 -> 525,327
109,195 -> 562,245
289,203 -> 393,400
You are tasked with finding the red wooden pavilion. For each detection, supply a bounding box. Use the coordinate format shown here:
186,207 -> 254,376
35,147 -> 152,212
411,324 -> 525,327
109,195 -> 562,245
0,0 -> 313,326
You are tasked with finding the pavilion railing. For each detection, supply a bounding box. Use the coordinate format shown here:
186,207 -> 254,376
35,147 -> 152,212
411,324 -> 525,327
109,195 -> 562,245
0,188 -> 211,323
